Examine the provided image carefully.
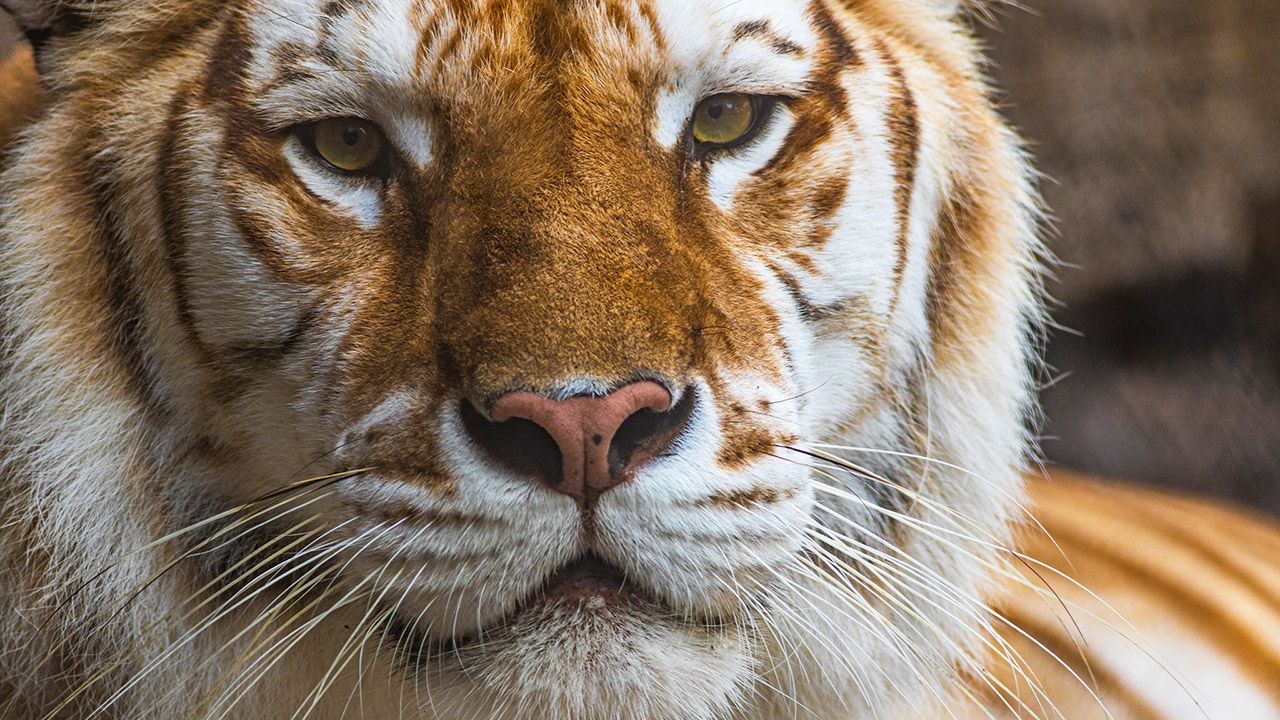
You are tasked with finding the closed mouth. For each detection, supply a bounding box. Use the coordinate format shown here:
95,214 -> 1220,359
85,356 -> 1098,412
387,553 -> 659,665
534,553 -> 648,603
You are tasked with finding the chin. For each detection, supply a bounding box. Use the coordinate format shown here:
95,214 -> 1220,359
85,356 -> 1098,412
395,555 -> 756,720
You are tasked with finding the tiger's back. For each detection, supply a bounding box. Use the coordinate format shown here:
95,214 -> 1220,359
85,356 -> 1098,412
979,474 -> 1280,719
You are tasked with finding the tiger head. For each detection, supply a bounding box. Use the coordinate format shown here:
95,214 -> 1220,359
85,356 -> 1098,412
0,0 -> 1042,718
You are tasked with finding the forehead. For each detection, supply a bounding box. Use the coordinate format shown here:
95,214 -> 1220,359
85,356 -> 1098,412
243,0 -> 820,101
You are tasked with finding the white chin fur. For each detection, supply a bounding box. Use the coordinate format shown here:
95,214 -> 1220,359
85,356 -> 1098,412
420,599 -> 753,720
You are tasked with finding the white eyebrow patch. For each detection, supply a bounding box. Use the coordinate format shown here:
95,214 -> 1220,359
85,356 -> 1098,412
386,113 -> 434,169
322,0 -> 424,88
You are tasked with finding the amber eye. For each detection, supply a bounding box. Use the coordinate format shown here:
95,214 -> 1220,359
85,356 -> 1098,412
691,93 -> 763,148
309,118 -> 386,173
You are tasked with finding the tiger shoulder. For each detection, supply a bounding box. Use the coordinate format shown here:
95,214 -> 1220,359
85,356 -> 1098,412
975,472 -> 1280,720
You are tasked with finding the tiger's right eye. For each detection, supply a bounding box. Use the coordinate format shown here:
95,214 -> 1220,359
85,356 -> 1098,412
692,93 -> 758,147
306,118 -> 387,174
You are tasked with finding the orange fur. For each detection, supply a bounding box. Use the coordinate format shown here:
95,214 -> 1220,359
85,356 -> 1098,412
0,45 -> 43,150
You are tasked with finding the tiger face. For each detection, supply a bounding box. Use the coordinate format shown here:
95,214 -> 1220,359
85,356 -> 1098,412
0,0 -> 1041,718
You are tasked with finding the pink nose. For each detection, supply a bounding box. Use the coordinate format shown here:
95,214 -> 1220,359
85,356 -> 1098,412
475,382 -> 687,505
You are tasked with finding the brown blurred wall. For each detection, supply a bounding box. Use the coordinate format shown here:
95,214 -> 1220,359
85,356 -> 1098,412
0,13 -> 14,59
984,0 -> 1280,302
980,0 -> 1280,511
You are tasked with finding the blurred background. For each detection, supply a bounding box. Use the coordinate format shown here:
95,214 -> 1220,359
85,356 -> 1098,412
1,2 -> 1278,510
978,0 -> 1280,512
0,16 -> 12,57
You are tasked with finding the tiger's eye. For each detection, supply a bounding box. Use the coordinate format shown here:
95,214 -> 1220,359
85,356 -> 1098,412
692,93 -> 756,146
311,118 -> 385,173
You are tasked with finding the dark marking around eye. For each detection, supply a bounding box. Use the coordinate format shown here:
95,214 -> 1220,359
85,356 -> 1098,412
733,20 -> 770,40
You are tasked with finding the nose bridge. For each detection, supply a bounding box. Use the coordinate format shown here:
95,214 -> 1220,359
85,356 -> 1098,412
431,0 -> 684,376
439,168 -> 699,394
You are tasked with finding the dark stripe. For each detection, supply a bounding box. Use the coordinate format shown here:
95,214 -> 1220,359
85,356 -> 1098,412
156,10 -> 253,363
769,263 -> 822,322
175,11 -> 322,371
924,181 -> 981,355
767,261 -> 865,325
808,0 -> 859,67
637,3 -> 666,52
156,85 -> 217,364
411,0 -> 441,79
84,161 -> 171,423
226,302 -> 320,363
732,20 -> 804,56
432,24 -> 466,74
879,39 -> 920,316
201,7 -> 253,108
760,108 -> 838,178
602,0 -> 639,45
755,2 -> 860,178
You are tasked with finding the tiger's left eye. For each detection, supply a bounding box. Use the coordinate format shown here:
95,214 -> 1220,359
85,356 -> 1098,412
691,93 -> 766,148
308,118 -> 386,174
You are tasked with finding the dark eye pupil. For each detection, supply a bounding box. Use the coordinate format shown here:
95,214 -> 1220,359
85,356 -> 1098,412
343,128 -> 362,146
708,104 -> 726,120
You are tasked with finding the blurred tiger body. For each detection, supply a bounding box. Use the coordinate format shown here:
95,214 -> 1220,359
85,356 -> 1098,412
0,1 -> 1276,719
979,474 -> 1280,720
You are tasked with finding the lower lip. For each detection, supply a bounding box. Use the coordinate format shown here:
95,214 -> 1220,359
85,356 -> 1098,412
536,557 -> 642,604
411,564 -> 645,660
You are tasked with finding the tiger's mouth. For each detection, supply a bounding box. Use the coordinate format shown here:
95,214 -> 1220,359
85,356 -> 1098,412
387,553 -> 674,665
534,553 -> 650,605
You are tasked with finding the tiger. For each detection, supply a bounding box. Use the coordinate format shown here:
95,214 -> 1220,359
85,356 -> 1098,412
0,1 -> 1277,719
978,472 -> 1280,720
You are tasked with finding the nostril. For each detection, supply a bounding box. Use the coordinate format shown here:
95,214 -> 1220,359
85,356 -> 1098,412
459,401 -> 565,489
609,389 -> 696,479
